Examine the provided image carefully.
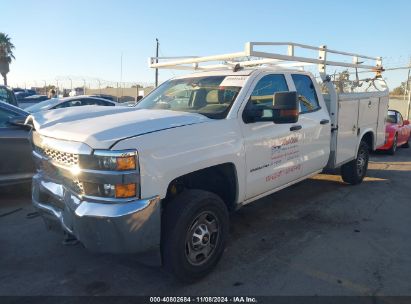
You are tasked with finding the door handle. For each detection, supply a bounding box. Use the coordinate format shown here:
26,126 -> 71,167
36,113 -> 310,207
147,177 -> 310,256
290,125 -> 302,131
320,119 -> 330,125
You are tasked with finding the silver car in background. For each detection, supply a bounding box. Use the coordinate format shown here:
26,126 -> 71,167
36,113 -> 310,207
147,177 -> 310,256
0,101 -> 34,186
25,95 -> 119,113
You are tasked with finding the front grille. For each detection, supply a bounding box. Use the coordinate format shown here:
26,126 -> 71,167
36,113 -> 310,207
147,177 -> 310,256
35,146 -> 79,167
34,145 -> 84,195
62,177 -> 85,195
72,180 -> 85,195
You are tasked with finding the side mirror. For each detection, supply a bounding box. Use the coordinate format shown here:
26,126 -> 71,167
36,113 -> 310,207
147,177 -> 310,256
272,91 -> 299,124
404,120 -> 410,126
8,116 -> 31,130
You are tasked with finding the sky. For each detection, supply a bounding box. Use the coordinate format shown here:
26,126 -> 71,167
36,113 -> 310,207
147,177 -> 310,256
1,0 -> 411,89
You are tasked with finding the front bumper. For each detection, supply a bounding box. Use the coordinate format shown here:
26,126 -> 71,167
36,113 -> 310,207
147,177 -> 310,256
32,173 -> 161,254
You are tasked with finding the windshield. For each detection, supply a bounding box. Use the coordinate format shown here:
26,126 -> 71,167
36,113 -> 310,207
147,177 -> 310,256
136,76 -> 242,119
386,110 -> 397,124
25,98 -> 58,113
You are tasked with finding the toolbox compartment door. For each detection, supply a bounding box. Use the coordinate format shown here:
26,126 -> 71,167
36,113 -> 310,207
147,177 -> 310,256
376,96 -> 389,148
336,99 -> 359,165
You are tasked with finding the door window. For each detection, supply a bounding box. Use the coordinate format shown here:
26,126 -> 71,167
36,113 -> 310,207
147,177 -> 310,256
54,100 -> 83,109
0,87 -> 13,104
83,98 -> 113,106
291,74 -> 320,113
81,98 -> 102,106
0,108 -> 16,127
387,111 -> 397,123
243,74 -> 288,123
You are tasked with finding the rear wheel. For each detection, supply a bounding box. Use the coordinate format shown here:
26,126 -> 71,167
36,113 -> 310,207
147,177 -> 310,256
162,189 -> 229,282
341,141 -> 369,185
388,134 -> 397,155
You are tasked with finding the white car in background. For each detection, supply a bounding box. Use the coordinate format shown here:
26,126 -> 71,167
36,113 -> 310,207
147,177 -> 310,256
25,95 -> 119,113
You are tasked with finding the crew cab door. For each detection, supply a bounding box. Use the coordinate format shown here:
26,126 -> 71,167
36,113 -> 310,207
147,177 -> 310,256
290,74 -> 331,176
241,73 -> 305,200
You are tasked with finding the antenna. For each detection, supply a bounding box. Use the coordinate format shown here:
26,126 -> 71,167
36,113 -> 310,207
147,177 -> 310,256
155,38 -> 159,87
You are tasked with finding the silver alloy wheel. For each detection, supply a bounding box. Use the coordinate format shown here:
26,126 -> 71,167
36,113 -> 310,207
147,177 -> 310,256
357,149 -> 367,177
185,211 -> 220,266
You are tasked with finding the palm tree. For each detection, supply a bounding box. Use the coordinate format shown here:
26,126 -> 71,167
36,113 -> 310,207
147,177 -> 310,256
0,33 -> 15,86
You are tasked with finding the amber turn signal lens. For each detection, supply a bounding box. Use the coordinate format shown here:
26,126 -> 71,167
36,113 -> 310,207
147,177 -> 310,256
115,183 -> 137,198
116,156 -> 136,170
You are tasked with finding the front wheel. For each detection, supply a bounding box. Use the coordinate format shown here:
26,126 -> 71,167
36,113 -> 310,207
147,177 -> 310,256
162,189 -> 229,282
341,141 -> 369,185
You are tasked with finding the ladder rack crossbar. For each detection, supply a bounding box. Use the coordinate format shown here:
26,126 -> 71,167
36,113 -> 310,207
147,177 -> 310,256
247,42 -> 379,61
149,42 -> 383,74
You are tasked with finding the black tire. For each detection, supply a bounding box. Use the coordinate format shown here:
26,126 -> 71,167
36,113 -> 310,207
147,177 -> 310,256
162,189 -> 229,282
402,136 -> 410,148
341,141 -> 369,185
388,134 -> 398,155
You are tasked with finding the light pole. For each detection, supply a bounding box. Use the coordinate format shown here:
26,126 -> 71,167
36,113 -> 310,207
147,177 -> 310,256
155,38 -> 159,87
134,83 -> 139,104
68,77 -> 73,90
82,78 -> 86,95
116,82 -> 119,102
97,79 -> 101,95
407,76 -> 411,120
406,58 -> 411,120
120,53 -> 123,85
43,80 -> 47,95
56,79 -> 60,97
119,53 -> 124,100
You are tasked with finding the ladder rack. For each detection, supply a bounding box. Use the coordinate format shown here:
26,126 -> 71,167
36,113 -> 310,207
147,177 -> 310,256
149,42 -> 383,75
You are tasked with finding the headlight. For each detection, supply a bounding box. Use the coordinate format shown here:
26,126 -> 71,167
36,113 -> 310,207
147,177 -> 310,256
79,149 -> 140,199
80,150 -> 138,171
95,155 -> 136,170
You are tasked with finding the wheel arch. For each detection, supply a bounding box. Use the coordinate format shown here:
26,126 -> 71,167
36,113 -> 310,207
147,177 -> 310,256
162,162 -> 239,212
358,129 -> 375,153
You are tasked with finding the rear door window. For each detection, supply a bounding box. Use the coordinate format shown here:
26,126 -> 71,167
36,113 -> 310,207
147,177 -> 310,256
291,74 -> 320,113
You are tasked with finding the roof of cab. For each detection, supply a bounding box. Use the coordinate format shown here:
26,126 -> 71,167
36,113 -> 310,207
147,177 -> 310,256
171,66 -> 308,80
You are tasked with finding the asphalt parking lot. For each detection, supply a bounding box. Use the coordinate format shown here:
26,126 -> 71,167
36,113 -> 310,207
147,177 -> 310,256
1,148 -> 411,297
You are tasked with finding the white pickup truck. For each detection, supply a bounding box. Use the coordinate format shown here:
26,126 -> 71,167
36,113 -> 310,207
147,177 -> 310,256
29,42 -> 389,281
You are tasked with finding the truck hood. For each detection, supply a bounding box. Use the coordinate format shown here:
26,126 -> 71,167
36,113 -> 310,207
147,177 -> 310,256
30,106 -> 209,149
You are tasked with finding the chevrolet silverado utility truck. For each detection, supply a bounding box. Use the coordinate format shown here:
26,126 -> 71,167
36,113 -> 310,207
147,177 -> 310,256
28,42 -> 389,281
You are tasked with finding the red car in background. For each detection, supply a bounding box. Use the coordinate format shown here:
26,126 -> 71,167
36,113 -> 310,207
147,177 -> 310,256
377,110 -> 411,155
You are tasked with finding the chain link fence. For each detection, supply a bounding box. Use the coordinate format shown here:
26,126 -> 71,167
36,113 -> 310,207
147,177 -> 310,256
11,77 -> 155,103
